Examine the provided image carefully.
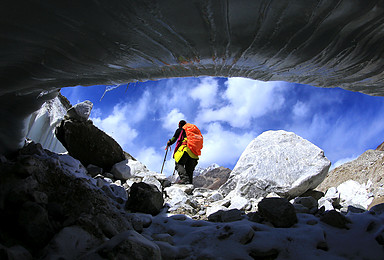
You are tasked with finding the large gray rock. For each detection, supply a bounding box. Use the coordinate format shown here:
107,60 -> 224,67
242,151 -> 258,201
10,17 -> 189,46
55,118 -> 126,171
66,100 -> 93,122
219,130 -> 331,200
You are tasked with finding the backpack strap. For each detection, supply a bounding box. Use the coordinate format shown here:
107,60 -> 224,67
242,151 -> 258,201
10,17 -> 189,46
173,128 -> 186,157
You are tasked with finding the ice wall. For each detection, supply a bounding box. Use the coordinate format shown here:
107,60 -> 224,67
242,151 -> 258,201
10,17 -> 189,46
26,94 -> 70,153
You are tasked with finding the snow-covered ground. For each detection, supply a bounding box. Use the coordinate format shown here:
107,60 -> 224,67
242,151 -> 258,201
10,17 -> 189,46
139,209 -> 384,259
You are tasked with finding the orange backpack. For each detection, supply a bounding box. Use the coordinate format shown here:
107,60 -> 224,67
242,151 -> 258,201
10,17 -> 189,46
182,123 -> 203,156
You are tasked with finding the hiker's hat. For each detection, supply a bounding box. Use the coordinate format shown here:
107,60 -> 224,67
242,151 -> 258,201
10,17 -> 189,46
179,120 -> 186,127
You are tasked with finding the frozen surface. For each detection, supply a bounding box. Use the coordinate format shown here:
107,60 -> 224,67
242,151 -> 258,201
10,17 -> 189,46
27,96 -> 68,153
140,211 -> 384,259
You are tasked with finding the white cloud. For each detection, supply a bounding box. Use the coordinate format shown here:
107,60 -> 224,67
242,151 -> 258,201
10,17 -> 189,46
134,145 -> 177,177
330,156 -> 358,170
89,89 -> 154,150
162,108 -> 186,132
91,106 -> 138,149
198,122 -> 255,168
136,146 -> 165,172
91,107 -> 102,118
292,101 -> 309,118
130,91 -> 150,123
196,78 -> 287,128
189,77 -> 219,108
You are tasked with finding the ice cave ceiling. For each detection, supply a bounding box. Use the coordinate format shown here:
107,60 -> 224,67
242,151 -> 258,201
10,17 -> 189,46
1,0 -> 384,154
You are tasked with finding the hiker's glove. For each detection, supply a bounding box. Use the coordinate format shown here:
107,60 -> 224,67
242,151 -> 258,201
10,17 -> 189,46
167,140 -> 171,147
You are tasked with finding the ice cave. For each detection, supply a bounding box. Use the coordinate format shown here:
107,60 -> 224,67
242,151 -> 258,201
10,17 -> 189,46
1,0 -> 384,154
2,1 -> 384,259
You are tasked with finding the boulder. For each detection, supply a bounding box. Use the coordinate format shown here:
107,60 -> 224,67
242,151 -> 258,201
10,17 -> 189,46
86,164 -> 103,177
142,176 -> 162,192
66,100 -> 93,122
126,182 -> 164,215
208,209 -> 243,222
258,197 -> 298,228
320,210 -> 351,229
55,118 -> 125,171
111,160 -> 131,180
219,130 -> 331,200
292,197 -> 318,214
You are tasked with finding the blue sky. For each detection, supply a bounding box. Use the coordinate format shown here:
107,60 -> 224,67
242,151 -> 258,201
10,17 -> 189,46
61,77 -> 384,176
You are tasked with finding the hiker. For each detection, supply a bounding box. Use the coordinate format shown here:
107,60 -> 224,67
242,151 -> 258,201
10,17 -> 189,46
166,120 -> 203,184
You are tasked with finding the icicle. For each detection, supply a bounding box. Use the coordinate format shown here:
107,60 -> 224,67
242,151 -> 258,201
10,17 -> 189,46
125,83 -> 130,92
100,84 -> 123,101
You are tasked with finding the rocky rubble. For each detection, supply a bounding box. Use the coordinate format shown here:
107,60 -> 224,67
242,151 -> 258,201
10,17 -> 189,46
317,149 -> 384,210
0,142 -> 136,259
193,166 -> 231,190
1,131 -> 384,258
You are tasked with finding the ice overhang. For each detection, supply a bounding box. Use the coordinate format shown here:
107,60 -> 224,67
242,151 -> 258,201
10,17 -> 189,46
1,0 -> 384,154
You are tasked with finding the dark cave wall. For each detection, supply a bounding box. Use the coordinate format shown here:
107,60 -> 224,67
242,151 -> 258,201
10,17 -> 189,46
1,0 -> 384,154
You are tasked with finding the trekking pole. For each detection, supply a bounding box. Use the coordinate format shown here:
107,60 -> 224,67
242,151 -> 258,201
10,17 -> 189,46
160,146 -> 170,174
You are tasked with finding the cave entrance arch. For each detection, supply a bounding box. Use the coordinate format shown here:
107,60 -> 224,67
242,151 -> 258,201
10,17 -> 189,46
1,0 -> 384,154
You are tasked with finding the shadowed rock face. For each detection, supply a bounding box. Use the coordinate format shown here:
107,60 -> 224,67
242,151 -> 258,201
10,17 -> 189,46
55,118 -> 126,171
1,0 -> 384,153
